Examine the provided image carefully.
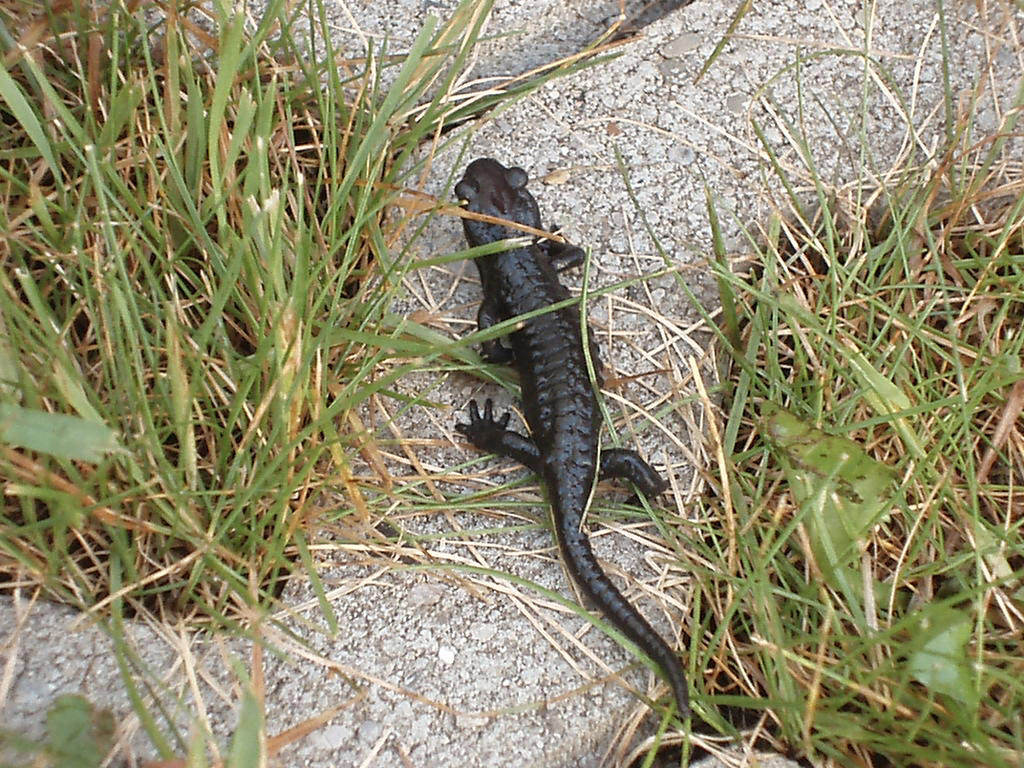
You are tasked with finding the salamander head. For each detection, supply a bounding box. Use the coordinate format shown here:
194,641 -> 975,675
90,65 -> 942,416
455,158 -> 543,237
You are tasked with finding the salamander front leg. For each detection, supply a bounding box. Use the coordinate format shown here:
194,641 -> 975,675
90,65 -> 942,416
477,300 -> 516,365
541,228 -> 586,273
456,399 -> 542,473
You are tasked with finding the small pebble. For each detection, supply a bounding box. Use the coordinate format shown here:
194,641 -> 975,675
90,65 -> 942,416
357,720 -> 381,744
662,32 -> 701,57
469,623 -> 497,642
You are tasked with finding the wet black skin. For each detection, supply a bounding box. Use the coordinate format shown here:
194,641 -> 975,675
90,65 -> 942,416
453,158 -> 689,718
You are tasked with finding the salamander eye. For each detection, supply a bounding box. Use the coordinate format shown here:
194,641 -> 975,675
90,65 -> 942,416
505,167 -> 528,189
454,178 -> 477,201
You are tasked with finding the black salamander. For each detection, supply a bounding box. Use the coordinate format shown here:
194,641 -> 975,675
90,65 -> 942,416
453,157 -> 689,717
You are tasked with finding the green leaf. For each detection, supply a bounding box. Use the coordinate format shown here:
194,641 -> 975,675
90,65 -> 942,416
763,403 -> 897,595
841,343 -> 925,459
46,694 -> 114,768
0,403 -> 123,462
907,605 -> 978,709
0,60 -> 62,184
226,688 -> 265,768
186,727 -> 209,768
97,81 -> 146,150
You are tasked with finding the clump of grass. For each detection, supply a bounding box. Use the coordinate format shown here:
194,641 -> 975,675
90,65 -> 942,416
0,0 -> 606,629
696,74 -> 1024,768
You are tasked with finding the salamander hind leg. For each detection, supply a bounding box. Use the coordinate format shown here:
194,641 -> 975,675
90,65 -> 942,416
456,399 -> 542,473
600,448 -> 668,499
